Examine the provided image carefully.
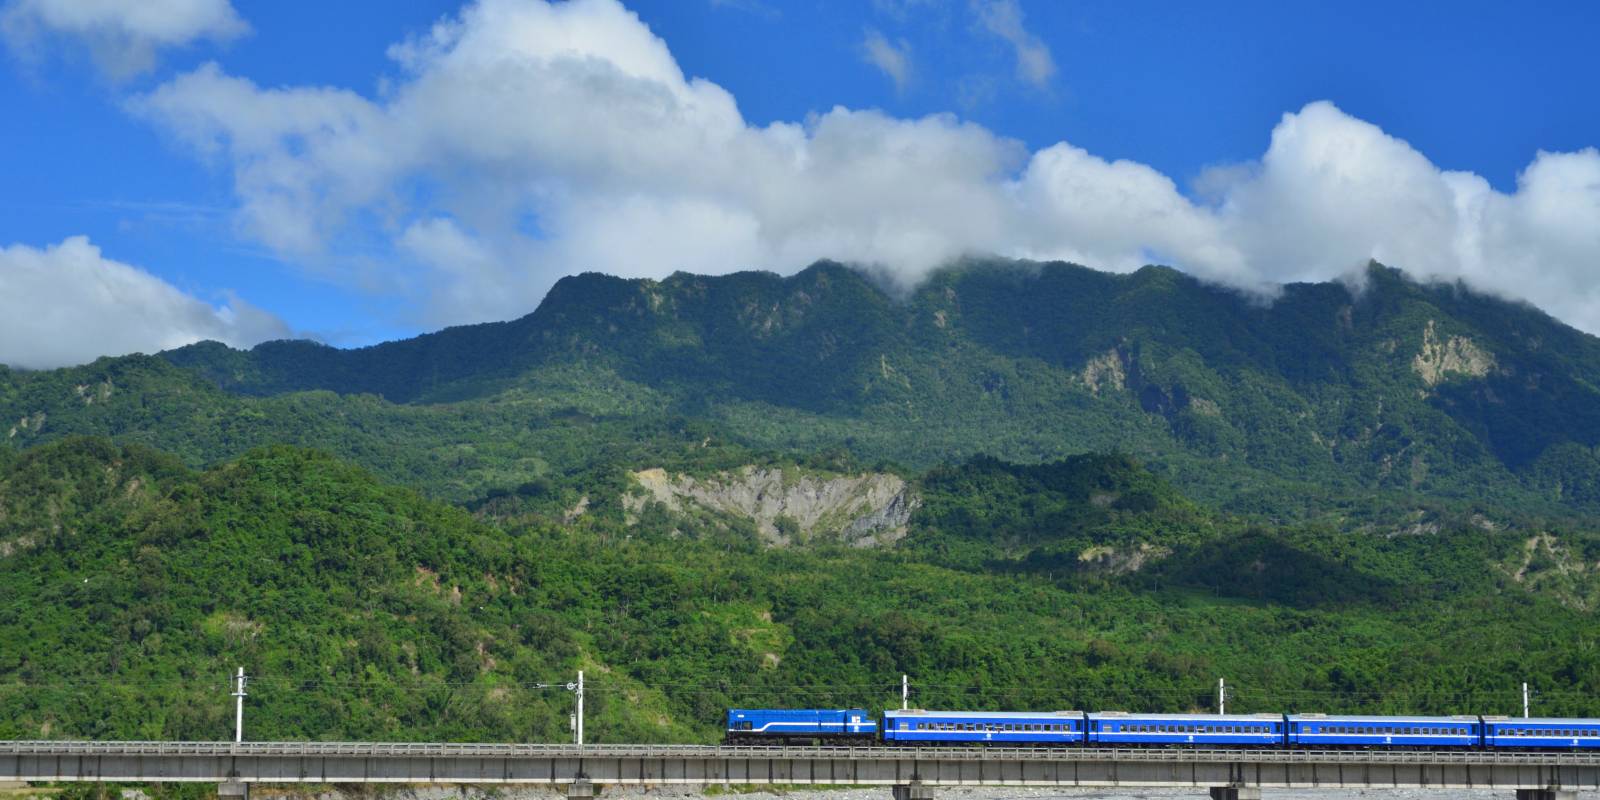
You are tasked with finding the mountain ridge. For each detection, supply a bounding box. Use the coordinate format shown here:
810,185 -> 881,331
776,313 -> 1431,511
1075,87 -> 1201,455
6,256 -> 1600,520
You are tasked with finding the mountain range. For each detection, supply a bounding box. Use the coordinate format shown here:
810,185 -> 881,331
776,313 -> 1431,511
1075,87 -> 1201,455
8,258 -> 1600,519
6,257 -> 1600,742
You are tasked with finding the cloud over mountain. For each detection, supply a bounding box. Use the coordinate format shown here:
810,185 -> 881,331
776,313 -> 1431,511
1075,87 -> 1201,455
130,0 -> 1600,333
1,0 -> 246,79
0,236 -> 289,369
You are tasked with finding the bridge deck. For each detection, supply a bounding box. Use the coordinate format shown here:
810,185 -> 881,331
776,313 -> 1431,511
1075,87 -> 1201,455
4,742 -> 1598,790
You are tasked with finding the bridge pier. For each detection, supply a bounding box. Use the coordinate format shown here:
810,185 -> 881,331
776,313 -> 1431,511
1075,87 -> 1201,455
1208,788 -> 1260,800
568,779 -> 595,800
891,782 -> 933,800
1515,790 -> 1575,800
218,781 -> 248,800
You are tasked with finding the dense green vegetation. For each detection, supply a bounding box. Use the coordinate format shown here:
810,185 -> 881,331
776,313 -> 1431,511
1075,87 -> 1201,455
4,437 -> 1600,743
5,259 -> 1600,522
6,258 -> 1600,743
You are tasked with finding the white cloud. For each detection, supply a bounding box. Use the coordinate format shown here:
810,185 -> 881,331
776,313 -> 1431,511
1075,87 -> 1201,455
1,0 -> 246,79
128,0 -> 1600,336
0,236 -> 289,369
861,29 -> 911,93
970,0 -> 1054,90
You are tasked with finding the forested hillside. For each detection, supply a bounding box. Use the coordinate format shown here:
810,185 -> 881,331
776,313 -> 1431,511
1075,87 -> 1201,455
7,259 -> 1600,522
6,258 -> 1600,741
4,437 -> 1600,742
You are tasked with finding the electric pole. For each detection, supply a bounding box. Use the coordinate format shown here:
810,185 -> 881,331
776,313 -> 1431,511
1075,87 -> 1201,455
569,668 -> 582,742
232,668 -> 248,743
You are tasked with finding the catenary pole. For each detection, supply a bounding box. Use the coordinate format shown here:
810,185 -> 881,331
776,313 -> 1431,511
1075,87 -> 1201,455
232,668 -> 246,742
1523,682 -> 1530,718
902,674 -> 908,710
1218,678 -> 1225,715
576,670 -> 584,745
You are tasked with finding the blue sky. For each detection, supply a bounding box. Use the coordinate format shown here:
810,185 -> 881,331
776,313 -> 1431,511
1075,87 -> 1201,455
1,0 -> 1597,368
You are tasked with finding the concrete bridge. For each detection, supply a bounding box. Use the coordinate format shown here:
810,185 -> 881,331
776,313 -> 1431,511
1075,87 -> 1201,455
3,741 -> 1595,800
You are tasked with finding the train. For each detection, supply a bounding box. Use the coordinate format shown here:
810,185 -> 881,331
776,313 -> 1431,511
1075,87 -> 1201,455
724,708 -> 1600,749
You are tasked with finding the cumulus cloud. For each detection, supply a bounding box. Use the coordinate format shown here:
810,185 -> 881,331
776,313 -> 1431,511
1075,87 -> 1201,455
0,236 -> 289,369
1,0 -> 246,79
970,0 -> 1054,91
128,0 -> 1600,335
861,29 -> 911,92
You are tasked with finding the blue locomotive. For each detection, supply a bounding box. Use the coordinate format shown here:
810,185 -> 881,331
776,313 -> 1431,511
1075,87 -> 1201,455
725,708 -> 877,745
725,707 -> 1600,750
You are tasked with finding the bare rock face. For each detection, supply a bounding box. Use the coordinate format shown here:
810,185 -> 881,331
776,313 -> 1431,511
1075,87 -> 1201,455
624,466 -> 920,547
1079,348 -> 1127,396
1077,543 -> 1171,575
1413,320 -> 1494,387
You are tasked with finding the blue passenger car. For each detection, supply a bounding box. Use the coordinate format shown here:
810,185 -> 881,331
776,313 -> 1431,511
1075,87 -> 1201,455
1286,714 -> 1480,748
1483,717 -> 1600,749
881,709 -> 1086,745
724,708 -> 877,744
1087,712 -> 1283,746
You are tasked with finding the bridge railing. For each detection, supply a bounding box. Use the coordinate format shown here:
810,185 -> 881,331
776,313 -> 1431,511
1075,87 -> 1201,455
6,741 -> 1600,765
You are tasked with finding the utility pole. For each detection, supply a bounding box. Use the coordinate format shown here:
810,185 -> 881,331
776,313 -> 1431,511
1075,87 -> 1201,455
902,674 -> 908,710
1218,678 -> 1226,715
575,671 -> 584,745
1523,682 -> 1530,718
231,667 -> 248,743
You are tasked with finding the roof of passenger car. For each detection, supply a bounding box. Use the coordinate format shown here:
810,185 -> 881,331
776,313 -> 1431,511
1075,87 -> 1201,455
884,709 -> 1083,718
1089,712 -> 1281,721
1285,714 -> 1477,723
1481,717 -> 1600,725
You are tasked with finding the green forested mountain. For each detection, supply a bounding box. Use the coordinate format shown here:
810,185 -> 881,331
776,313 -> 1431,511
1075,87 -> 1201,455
4,437 -> 1600,742
6,258 -> 1600,742
7,259 -> 1600,519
